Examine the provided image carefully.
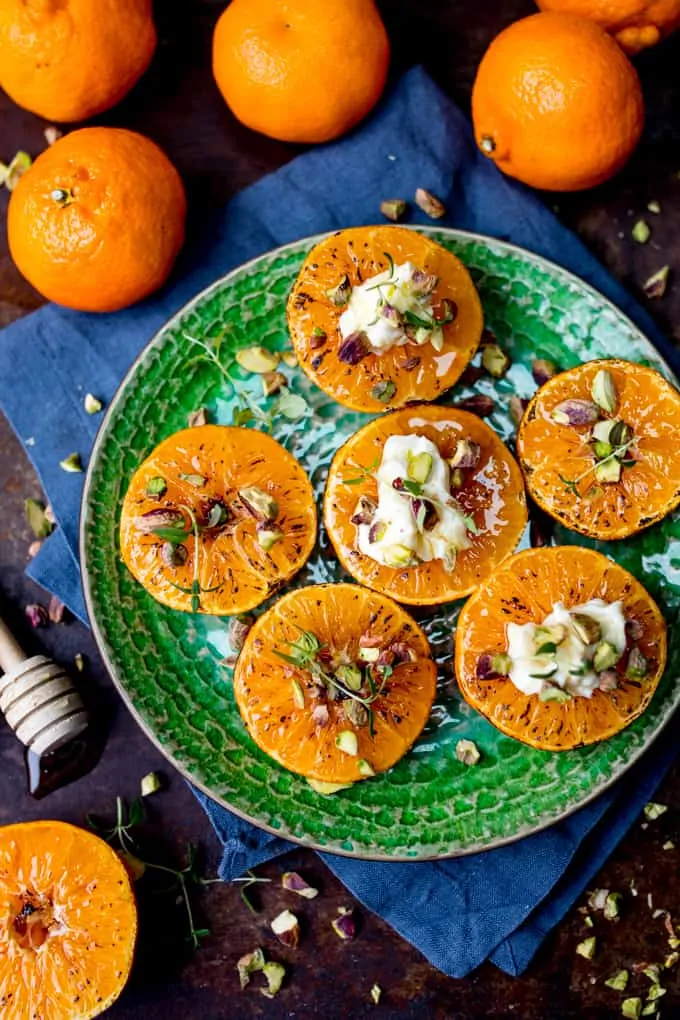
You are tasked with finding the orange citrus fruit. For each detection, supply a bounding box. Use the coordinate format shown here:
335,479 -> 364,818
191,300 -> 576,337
535,0 -> 680,53
455,547 -> 667,751
120,425 -> 317,616
516,359 -> 680,540
233,583 -> 437,784
212,0 -> 390,143
0,0 -> 156,123
0,820 -> 137,1019
8,127 -> 186,313
471,12 -> 644,191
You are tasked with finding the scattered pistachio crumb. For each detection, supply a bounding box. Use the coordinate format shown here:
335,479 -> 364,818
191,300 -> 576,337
642,265 -> 670,300
642,965 -> 660,982
2,150 -> 32,191
605,892 -> 623,920
140,772 -> 162,797
414,187 -> 446,219
640,1006 -> 658,1018
576,936 -> 596,960
370,984 -> 382,1005
664,951 -> 679,969
584,915 -> 594,928
261,961 -> 286,999
59,452 -> 83,473
621,997 -> 642,1019
74,653 -> 85,672
646,983 -> 666,1002
647,200 -> 661,214
84,393 -> 103,414
25,497 -> 54,539
644,802 -> 668,821
455,738 -> 481,765
669,937 -> 680,950
632,219 -> 651,244
630,879 -> 638,897
605,970 -> 629,991
662,840 -> 675,851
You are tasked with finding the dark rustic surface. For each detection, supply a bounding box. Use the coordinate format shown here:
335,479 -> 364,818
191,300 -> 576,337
1,2 -> 679,1017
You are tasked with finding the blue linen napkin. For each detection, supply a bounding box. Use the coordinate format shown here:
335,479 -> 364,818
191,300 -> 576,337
0,66 -> 677,978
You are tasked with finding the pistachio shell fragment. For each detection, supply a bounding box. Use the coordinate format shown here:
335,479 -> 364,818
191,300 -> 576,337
235,346 -> 281,374
591,369 -> 617,414
84,393 -> 103,414
414,187 -> 446,219
380,198 -> 407,222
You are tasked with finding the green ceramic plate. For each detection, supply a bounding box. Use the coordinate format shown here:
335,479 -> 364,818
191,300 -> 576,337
81,228 -> 680,860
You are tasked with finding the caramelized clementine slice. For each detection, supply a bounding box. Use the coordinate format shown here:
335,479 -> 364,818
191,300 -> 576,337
323,405 -> 527,605
0,820 -> 136,1020
287,225 -> 483,413
517,358 -> 680,539
120,425 -> 316,615
455,547 -> 667,751
233,583 -> 437,784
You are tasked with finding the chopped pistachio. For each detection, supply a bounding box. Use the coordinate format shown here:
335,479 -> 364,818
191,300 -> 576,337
261,371 -> 287,397
643,802 -> 667,820
59,452 -> 83,473
642,265 -> 670,300
593,440 -> 613,460
664,951 -> 679,969
141,772 -> 162,797
335,730 -> 359,756
538,687 -> 572,703
455,738 -> 481,765
335,664 -> 362,691
407,450 -> 433,483
584,914 -> 594,928
642,964 -> 660,982
326,274 -> 352,307
576,936 -> 596,959
25,603 -> 48,628
291,679 -> 305,709
571,614 -> 601,645
256,524 -> 284,551
358,646 -> 381,663
594,458 -> 622,484
345,701 -> 369,727
235,345 -> 281,374
237,948 -> 265,990
593,641 -> 620,671
84,393 -> 103,414
605,970 -> 629,991
414,187 -> 446,219
448,439 -> 481,469
239,486 -> 278,522
646,984 -> 666,1001
370,984 -> 382,1005
281,351 -> 298,368
282,872 -> 319,899
380,198 -> 407,222
591,369 -> 618,414
481,343 -> 511,378
146,476 -> 167,497
669,937 -> 680,950
382,543 -> 418,568
647,200 -> 661,214
604,892 -> 623,920
307,778 -> 354,794
621,998 -> 642,1019
371,379 -> 396,403
25,497 -> 54,539
331,906 -> 357,940
627,647 -> 648,679
632,220 -> 651,244
74,653 -> 85,672
261,961 -> 286,998
662,841 -> 675,851
270,909 -> 300,948
357,759 -> 376,777
43,126 -> 62,146
178,472 -> 206,488
4,150 -> 32,191
552,399 -> 600,426
187,407 -> 208,427
450,467 -> 464,489
639,1006 -> 658,1018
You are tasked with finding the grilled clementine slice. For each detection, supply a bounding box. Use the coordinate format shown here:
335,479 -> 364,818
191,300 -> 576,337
323,405 -> 527,605
517,358 -> 680,539
233,583 -> 437,784
287,225 -> 483,413
120,425 -> 316,615
455,546 -> 667,751
0,820 -> 136,1019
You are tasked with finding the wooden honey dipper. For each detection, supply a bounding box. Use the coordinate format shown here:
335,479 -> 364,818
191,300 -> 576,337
0,611 -> 89,756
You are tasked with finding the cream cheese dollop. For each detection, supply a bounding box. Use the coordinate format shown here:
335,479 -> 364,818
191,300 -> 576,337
356,434 -> 473,570
339,261 -> 444,354
506,599 -> 627,698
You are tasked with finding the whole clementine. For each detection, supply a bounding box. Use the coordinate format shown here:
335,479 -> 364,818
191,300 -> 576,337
471,13 -> 644,192
535,0 -> 680,53
0,0 -> 156,123
8,128 -> 187,313
212,0 -> 390,143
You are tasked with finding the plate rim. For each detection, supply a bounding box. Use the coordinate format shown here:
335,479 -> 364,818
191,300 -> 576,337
80,225 -> 680,862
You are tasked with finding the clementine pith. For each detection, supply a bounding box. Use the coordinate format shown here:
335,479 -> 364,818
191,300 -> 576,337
0,0 -> 156,123
212,0 -> 390,143
535,0 -> 680,53
471,12 -> 644,192
8,128 -> 186,313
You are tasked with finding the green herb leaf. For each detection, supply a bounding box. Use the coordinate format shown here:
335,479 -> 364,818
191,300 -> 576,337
276,387 -> 308,420
536,642 -> 557,655
152,525 -> 191,544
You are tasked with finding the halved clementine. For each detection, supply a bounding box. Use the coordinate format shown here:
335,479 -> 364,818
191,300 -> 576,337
0,820 -> 136,1019
323,405 -> 527,605
455,546 -> 667,751
286,226 -> 483,413
517,358 -> 680,539
233,583 -> 437,784
120,425 -> 316,615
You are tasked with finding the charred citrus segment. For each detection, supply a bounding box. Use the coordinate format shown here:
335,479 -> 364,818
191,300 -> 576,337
286,226 -> 483,413
233,583 -> 437,784
0,820 -> 136,1020
517,359 -> 680,540
323,405 -> 527,605
119,425 -> 316,615
455,547 -> 667,751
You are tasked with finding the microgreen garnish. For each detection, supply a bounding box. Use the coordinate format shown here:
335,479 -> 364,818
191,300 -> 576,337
558,438 -> 636,494
232,870 -> 273,914
86,797 -> 219,950
343,456 -> 381,486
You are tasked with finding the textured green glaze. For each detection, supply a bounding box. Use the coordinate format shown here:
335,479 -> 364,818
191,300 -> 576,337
81,228 -> 680,860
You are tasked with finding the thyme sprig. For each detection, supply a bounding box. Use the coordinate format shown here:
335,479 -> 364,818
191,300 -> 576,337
232,870 -> 272,914
86,797 -> 220,950
165,505 -> 222,612
343,456 -> 381,486
275,629 -> 391,737
559,438 -> 636,495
